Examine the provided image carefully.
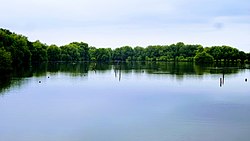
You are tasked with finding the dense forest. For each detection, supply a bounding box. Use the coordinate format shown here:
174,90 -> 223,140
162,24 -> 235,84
1,28 -> 250,72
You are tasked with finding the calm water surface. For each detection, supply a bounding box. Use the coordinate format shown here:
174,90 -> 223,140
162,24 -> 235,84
0,62 -> 250,141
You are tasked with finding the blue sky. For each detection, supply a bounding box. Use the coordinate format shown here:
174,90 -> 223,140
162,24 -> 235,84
1,0 -> 250,51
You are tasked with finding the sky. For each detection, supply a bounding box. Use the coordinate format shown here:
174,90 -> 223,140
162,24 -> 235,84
1,0 -> 250,51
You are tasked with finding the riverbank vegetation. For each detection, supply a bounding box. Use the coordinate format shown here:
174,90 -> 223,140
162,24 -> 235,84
1,28 -> 250,72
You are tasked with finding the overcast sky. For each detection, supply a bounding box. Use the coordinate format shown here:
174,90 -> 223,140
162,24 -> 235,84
1,0 -> 250,51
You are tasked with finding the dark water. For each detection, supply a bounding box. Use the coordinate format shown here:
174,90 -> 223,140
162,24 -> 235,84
0,62 -> 250,141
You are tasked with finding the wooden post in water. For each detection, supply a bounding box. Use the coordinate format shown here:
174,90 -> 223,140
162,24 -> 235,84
119,63 -> 121,82
93,63 -> 96,73
114,68 -> 117,78
220,78 -> 222,87
114,60 -> 122,81
222,68 -> 225,85
220,68 -> 225,87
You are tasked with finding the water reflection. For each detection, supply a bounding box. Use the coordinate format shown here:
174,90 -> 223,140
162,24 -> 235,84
209,67 -> 243,87
1,62 -> 249,141
0,62 -> 249,94
220,71 -> 225,87
0,75 -> 11,94
114,62 -> 122,81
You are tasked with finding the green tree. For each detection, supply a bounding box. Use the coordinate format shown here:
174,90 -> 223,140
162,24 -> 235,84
95,48 -> 112,62
1,28 -> 249,64
206,46 -> 223,62
179,45 -> 196,58
112,47 -> 123,61
0,29 -> 31,65
112,46 -> 134,61
246,53 -> 250,63
61,44 -> 81,62
145,45 -> 160,58
89,47 -> 97,61
158,56 -> 168,61
239,51 -> 246,63
30,40 -> 48,62
168,44 -> 178,61
134,46 -> 145,61
0,48 -> 12,72
121,46 -> 134,61
69,42 -> 89,61
194,51 -> 214,63
196,45 -> 204,53
220,46 -> 235,62
47,45 -> 61,61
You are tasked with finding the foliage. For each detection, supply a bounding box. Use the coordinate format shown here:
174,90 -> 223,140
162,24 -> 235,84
238,51 -> 246,63
247,53 -> 250,63
0,48 -> 12,72
61,44 -> 81,62
134,46 -> 146,61
112,46 -> 134,61
96,48 -> 112,62
206,46 -> 241,62
30,40 -> 48,62
47,45 -> 61,61
89,47 -> 112,62
194,51 -> 214,63
1,28 -> 249,69
69,42 -> 89,61
0,29 -> 31,65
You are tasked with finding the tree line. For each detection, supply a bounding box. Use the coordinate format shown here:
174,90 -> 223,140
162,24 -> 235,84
1,28 -> 250,72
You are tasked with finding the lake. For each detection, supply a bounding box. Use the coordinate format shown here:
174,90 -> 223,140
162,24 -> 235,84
0,62 -> 250,141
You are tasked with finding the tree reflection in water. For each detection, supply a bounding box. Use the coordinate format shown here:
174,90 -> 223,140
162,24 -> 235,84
0,62 -> 248,94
